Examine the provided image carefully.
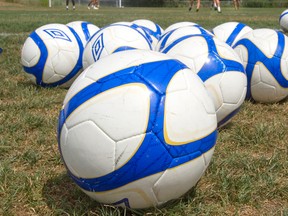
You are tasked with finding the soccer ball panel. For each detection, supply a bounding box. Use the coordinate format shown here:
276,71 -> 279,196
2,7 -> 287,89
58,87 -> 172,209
249,29 -> 278,57
115,134 -> 145,170
61,121 -> 115,178
203,146 -> 215,165
220,72 -> 247,104
251,63 -> 288,102
203,72 -> 247,125
163,36 -> 209,72
233,45 -> 248,69
66,83 -> 151,141
164,70 -> 216,144
251,82 -> 276,102
215,39 -> 243,63
153,153 -> 206,202
83,173 -> 163,208
21,37 -> 41,67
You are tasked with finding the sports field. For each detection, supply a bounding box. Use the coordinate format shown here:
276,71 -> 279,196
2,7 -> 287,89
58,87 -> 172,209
0,3 -> 288,215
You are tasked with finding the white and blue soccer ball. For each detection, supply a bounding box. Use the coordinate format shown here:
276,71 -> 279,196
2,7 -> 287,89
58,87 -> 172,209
58,49 -> 218,209
279,9 -> 288,32
162,34 -> 247,127
131,19 -> 164,50
212,22 -> 253,47
156,25 -> 213,52
233,28 -> 288,103
66,21 -> 100,49
21,23 -> 83,88
82,24 -> 152,69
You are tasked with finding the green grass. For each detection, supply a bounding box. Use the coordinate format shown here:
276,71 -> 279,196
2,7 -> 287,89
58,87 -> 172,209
0,3 -> 288,215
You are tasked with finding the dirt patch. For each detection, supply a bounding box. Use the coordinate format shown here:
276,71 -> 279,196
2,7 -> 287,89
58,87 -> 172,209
0,1 -> 24,7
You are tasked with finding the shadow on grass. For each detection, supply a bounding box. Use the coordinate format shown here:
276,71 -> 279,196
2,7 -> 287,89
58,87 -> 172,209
42,173 -> 130,215
42,172 -> 199,215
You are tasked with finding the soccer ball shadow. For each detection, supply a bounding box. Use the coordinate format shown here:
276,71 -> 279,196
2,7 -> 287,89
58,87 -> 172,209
42,173 -> 104,215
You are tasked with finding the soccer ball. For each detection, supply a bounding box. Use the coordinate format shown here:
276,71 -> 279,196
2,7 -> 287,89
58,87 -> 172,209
155,25 -> 213,52
21,23 -> 83,88
212,22 -> 253,47
58,49 -> 218,209
82,24 -> 152,69
66,21 -> 100,49
162,34 -> 247,127
233,28 -> 288,103
132,19 -> 164,50
279,9 -> 288,32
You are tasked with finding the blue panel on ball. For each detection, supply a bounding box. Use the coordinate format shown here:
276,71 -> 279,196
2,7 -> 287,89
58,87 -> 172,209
130,23 -> 154,45
133,23 -> 162,40
135,59 -> 189,95
233,31 -> 288,99
225,23 -> 247,46
158,30 -> 175,51
113,46 -> 136,53
81,22 -> 92,42
23,32 -> 47,85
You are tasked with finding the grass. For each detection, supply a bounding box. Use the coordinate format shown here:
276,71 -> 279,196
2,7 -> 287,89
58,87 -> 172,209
0,3 -> 288,215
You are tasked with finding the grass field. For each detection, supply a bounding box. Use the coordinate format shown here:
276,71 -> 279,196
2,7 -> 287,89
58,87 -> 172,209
0,3 -> 288,215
